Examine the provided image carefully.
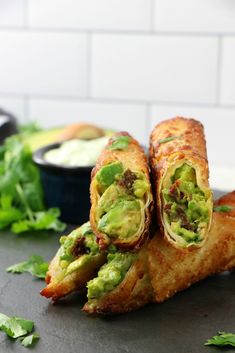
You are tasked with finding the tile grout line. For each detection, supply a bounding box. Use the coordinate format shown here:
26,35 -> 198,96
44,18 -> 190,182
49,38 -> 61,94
145,104 -> 151,144
1,92 -> 235,110
150,0 -> 155,32
23,0 -> 29,29
86,33 -> 92,98
0,25 -> 235,38
215,36 -> 223,105
23,95 -> 30,123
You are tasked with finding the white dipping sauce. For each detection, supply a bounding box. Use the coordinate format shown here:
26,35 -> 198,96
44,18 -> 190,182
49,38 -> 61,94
44,136 -> 109,167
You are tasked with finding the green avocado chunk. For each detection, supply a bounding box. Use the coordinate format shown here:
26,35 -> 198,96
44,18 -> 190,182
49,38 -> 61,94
163,163 -> 210,244
97,184 -> 123,215
87,252 -> 136,300
96,163 -> 149,241
59,222 -> 99,268
96,162 -> 124,192
98,198 -> 141,239
133,179 -> 149,198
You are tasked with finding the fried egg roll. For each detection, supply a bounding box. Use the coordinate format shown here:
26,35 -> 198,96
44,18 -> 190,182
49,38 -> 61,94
149,117 -> 213,248
90,132 -> 153,251
83,246 -> 153,314
148,191 -> 235,303
40,222 -> 106,301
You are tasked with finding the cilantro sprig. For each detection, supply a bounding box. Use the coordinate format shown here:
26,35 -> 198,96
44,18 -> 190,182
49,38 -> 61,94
205,332 -> 235,347
0,133 -> 65,234
158,135 -> 181,144
213,205 -> 233,213
6,255 -> 48,279
108,136 -> 131,150
0,313 -> 39,348
21,333 -> 40,347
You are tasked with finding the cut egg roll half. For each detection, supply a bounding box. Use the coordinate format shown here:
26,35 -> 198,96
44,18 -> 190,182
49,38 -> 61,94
83,246 -> 153,314
148,191 -> 235,303
149,117 -> 213,248
90,132 -> 153,251
40,222 -> 106,301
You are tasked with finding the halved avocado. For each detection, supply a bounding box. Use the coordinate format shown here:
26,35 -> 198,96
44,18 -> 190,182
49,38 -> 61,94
24,128 -> 63,151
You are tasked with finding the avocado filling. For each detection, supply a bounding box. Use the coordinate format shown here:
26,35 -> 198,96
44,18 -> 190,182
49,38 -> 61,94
59,222 -> 100,275
87,252 -> 136,300
95,162 -> 150,240
163,164 -> 210,244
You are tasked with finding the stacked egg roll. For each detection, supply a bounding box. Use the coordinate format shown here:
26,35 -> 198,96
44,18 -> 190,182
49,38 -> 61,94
90,132 -> 153,251
41,120 -> 235,315
149,117 -> 213,248
83,245 -> 153,314
42,132 -> 154,311
41,192 -> 235,313
148,191 -> 235,302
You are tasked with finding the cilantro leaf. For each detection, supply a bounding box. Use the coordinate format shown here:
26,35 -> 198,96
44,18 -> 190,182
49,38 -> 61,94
11,208 -> 66,234
0,133 -> 65,234
14,318 -> 34,334
0,319 -> 27,338
0,208 -> 24,229
19,122 -> 42,135
20,333 -> 40,347
0,313 -> 33,339
205,332 -> 235,347
6,255 -> 49,279
158,135 -> 181,144
0,193 -> 24,229
213,205 -> 233,212
108,136 -> 131,150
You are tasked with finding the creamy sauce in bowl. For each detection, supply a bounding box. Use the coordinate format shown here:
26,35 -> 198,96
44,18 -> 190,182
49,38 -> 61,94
44,137 -> 109,167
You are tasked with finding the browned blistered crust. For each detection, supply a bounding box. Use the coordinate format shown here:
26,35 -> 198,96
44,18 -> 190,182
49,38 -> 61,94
90,131 -> 153,251
148,191 -> 235,303
149,117 -> 212,249
83,246 -> 154,314
40,250 -> 106,302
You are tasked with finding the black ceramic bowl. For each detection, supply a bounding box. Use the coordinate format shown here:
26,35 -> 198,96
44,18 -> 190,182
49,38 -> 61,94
0,108 -> 18,143
33,143 -> 93,225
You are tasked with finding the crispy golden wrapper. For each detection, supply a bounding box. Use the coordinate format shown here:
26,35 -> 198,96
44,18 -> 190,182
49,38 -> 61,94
90,132 -> 153,251
40,223 -> 106,302
83,246 -> 154,314
149,117 -> 213,248
148,191 -> 235,303
40,250 -> 105,302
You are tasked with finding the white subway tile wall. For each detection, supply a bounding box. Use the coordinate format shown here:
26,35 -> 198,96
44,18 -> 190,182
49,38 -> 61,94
0,0 -> 25,27
0,0 -> 234,173
28,0 -> 151,31
92,34 -> 218,103
0,31 -> 87,97
154,0 -> 235,33
221,37 -> 235,105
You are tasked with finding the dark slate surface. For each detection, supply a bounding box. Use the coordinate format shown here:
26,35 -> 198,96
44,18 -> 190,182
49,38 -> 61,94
0,190 -> 234,353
